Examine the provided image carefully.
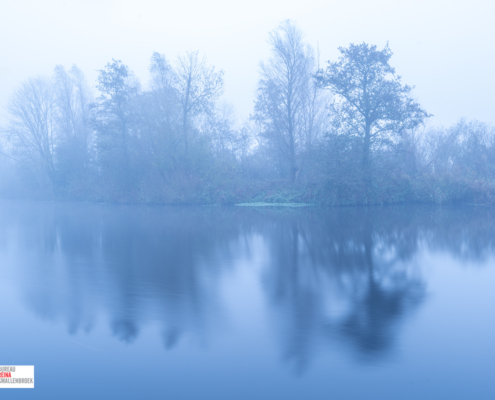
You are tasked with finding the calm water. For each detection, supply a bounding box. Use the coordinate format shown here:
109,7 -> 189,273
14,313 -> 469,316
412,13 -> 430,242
1,201 -> 495,399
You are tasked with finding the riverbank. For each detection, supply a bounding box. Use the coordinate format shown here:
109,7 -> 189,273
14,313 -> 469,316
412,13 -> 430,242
5,174 -> 495,206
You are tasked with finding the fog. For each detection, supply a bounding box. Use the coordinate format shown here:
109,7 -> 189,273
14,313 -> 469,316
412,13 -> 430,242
2,0 -> 494,126
2,1 -> 495,204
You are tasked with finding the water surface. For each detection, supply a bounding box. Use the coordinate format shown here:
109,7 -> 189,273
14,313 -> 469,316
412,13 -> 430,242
1,201 -> 494,399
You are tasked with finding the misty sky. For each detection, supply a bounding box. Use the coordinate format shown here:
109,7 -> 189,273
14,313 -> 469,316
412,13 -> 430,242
1,0 -> 494,127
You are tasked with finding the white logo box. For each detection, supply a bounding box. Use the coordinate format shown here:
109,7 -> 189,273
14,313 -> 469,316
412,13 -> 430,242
0,366 -> 34,389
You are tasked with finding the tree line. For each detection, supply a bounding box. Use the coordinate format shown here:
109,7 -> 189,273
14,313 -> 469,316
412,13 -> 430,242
2,20 -> 495,205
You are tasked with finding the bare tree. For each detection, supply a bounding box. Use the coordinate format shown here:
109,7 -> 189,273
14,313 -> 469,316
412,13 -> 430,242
5,76 -> 57,191
203,102 -> 253,160
252,20 -> 324,183
54,65 -> 91,143
175,51 -> 224,153
53,65 -> 92,185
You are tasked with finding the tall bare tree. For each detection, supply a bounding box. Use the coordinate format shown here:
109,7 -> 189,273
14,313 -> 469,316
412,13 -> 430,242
252,20 -> 323,183
54,65 -> 91,142
53,65 -> 92,184
175,51 -> 224,154
5,76 -> 57,190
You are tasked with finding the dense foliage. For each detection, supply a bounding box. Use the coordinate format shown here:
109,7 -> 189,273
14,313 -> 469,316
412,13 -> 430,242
2,21 -> 494,205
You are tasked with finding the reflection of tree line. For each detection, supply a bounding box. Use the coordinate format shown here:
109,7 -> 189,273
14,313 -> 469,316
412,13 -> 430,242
5,203 -> 242,347
3,203 -> 495,370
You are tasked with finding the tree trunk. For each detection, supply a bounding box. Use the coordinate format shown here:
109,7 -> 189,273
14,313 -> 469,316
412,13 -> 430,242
288,91 -> 296,184
290,161 -> 297,183
182,106 -> 188,154
363,120 -> 372,201
117,100 -> 131,190
182,72 -> 192,155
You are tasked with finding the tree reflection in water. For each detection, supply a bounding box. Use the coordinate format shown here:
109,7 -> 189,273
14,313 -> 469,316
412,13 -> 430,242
1,202 -> 495,373
261,208 -> 425,373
